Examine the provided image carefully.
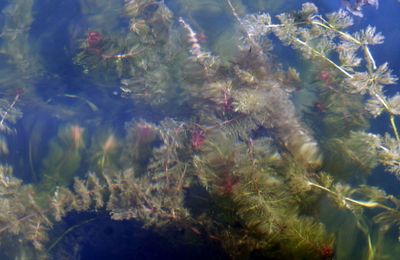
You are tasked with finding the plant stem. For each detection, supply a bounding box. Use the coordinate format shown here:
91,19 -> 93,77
307,181 -> 392,211
390,115 -> 400,142
293,38 -> 353,78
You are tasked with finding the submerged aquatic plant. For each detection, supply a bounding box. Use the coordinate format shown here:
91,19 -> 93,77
230,2 -> 400,258
2,0 -> 400,259
0,92 -> 22,135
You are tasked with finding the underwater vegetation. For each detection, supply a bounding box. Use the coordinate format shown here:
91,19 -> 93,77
2,0 -> 400,259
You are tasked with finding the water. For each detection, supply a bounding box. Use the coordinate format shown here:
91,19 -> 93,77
1,0 -> 400,259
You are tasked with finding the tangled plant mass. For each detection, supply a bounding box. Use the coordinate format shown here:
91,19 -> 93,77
1,0 -> 400,259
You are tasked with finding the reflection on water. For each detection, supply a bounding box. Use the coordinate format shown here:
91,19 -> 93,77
1,0 -> 400,259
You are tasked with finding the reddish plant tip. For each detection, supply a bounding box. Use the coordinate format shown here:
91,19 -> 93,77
86,31 -> 103,49
219,172 -> 240,195
191,129 -> 205,150
319,70 -> 332,85
319,245 -> 334,259
222,89 -> 233,113
135,123 -> 157,143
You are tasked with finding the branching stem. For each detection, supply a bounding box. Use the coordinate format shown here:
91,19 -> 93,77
307,181 -> 392,211
293,38 -> 353,78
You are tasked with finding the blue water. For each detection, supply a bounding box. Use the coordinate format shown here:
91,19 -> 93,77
1,0 -> 400,259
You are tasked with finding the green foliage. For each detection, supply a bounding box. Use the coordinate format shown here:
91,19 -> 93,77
2,0 -> 400,259
0,95 -> 22,135
281,217 -> 335,259
121,120 -> 159,173
348,132 -> 400,178
50,120 -> 193,227
323,131 -> 379,179
304,65 -> 369,138
74,0 -> 179,108
0,0 -> 41,91
0,165 -> 52,253
193,130 -> 333,258
84,128 -> 121,173
37,124 -> 85,193
220,115 -> 259,141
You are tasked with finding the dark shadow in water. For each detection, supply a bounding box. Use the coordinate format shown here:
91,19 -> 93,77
30,0 -> 83,87
51,212 -> 229,260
